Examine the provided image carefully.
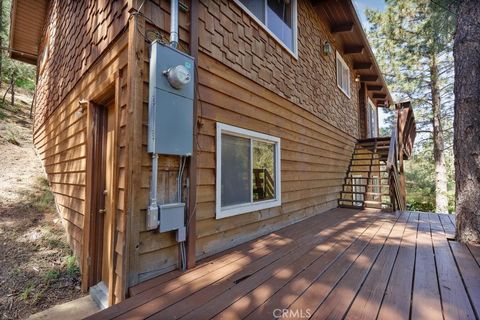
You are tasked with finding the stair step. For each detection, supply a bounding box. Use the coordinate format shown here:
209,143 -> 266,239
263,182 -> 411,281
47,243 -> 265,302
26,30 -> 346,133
338,204 -> 365,209
343,183 -> 385,188
365,192 -> 390,196
348,170 -> 388,173
338,199 -> 365,206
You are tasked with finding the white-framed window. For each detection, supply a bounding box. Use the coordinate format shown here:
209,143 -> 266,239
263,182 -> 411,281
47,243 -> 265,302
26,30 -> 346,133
234,0 -> 298,57
336,51 -> 351,98
216,123 -> 281,219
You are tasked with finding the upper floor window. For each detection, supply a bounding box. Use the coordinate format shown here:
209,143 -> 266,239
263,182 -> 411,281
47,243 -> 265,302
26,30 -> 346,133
336,51 -> 351,98
235,0 -> 297,56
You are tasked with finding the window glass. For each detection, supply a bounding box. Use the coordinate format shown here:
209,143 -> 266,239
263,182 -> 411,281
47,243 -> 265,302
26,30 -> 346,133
252,140 -> 276,202
237,0 -> 295,52
267,0 -> 293,50
221,134 -> 251,207
336,52 -> 351,97
239,0 -> 265,21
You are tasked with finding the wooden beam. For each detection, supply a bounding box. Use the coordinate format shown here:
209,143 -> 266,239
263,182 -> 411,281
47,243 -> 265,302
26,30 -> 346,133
367,85 -> 383,91
360,75 -> 378,82
353,62 -> 372,70
187,0 -> 199,270
331,23 -> 354,34
344,45 -> 364,54
373,93 -> 387,99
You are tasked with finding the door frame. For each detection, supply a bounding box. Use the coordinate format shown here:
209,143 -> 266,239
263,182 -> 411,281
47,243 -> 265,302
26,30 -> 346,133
82,79 -> 119,306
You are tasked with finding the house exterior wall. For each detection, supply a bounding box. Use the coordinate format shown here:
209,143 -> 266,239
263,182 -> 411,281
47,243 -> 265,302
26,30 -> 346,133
29,0 -> 370,301
31,0 -> 131,303
129,0 -> 363,286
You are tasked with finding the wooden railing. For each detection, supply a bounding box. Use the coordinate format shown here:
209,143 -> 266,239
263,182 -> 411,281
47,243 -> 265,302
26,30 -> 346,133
386,102 -> 416,211
253,168 -> 275,200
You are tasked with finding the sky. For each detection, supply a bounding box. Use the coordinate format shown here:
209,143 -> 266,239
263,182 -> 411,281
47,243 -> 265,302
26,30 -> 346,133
352,0 -> 391,131
353,0 -> 387,28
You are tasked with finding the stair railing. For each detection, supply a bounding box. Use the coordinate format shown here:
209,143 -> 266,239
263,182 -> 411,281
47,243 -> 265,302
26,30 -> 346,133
386,102 -> 416,211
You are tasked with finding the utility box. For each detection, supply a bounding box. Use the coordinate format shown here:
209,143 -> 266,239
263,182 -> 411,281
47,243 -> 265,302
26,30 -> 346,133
158,203 -> 185,233
148,41 -> 194,156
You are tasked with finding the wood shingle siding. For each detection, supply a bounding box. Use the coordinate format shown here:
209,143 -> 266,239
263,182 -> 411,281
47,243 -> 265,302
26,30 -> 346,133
33,0 -> 129,131
129,0 -> 362,281
33,30 -> 129,302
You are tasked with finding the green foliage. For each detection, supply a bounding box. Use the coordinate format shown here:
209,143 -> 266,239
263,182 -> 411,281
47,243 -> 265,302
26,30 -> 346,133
45,269 -> 61,282
365,0 -> 456,212
65,255 -> 80,279
0,0 -> 36,93
20,283 -> 34,301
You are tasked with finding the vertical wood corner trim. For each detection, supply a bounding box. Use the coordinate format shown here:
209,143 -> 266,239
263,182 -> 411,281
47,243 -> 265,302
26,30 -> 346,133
124,12 -> 145,293
186,0 -> 200,270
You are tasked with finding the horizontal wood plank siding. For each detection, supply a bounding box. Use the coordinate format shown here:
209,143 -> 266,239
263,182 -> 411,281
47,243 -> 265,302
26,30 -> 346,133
32,31 -> 129,302
132,0 -> 362,281
193,52 -> 356,258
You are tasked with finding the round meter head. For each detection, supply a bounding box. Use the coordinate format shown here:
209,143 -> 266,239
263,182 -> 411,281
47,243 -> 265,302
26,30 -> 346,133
165,65 -> 191,89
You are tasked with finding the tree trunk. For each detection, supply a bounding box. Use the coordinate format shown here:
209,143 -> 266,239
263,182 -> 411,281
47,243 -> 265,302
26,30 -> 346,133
454,0 -> 480,243
0,0 -> 3,89
430,53 -> 449,213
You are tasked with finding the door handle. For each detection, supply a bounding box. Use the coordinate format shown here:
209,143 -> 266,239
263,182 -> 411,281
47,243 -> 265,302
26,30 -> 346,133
99,209 -> 106,214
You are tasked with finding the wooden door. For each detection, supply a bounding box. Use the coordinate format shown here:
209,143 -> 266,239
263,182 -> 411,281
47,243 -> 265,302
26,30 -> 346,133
87,99 -> 116,306
101,101 -> 115,289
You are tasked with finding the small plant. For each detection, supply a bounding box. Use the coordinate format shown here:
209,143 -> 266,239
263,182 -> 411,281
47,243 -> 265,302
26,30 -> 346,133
45,268 -> 61,282
65,255 -> 80,279
5,128 -> 20,146
20,284 -> 34,301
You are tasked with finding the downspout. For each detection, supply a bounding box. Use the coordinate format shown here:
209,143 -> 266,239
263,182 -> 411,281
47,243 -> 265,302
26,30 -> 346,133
169,0 -> 179,48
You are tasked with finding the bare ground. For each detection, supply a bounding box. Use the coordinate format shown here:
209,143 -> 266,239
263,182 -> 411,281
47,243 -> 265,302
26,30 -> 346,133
0,91 -> 84,319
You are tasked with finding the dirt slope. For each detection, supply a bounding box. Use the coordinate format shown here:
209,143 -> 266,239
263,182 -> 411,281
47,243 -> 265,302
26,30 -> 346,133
0,91 -> 84,320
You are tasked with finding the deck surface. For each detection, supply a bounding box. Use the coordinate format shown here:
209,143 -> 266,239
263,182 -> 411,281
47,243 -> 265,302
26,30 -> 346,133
87,208 -> 480,320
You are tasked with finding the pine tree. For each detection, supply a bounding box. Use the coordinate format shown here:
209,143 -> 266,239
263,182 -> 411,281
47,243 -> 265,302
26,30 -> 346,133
454,0 -> 480,243
365,0 -> 455,213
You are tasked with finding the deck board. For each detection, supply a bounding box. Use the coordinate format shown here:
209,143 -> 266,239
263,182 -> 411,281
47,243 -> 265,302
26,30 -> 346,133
87,209 -> 479,320
429,213 -> 476,320
376,212 -> 419,320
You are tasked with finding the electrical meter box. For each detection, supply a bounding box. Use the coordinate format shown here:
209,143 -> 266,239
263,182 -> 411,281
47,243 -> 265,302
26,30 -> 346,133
148,41 -> 194,155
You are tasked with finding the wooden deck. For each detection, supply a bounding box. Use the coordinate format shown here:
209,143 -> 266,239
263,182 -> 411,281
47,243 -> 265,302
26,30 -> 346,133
87,208 -> 480,320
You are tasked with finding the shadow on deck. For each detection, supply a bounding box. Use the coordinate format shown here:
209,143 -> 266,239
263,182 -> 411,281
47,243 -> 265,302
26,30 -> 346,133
87,208 -> 480,320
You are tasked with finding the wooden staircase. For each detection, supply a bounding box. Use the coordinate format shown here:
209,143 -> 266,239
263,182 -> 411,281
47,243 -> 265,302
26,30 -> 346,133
339,137 -> 392,210
339,101 -> 417,212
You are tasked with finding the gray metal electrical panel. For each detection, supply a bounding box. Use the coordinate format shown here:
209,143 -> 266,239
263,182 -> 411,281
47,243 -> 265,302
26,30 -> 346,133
148,41 -> 194,155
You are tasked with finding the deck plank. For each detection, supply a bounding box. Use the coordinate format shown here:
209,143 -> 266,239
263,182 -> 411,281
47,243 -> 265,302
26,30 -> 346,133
241,212 -> 395,320
376,212 -> 419,320
171,209 -> 380,320
343,212 -> 409,320
309,213 -> 402,319
410,213 -> 443,320
87,210 -> 478,320
429,213 -> 476,320
87,208 -> 359,320
129,209 -> 354,296
468,243 -> 480,267
449,241 -> 480,318
278,213 -> 391,319
438,213 -> 456,239
105,209 -> 365,320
